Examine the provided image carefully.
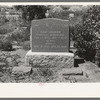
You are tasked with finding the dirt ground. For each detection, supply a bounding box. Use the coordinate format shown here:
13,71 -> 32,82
0,48 -> 100,83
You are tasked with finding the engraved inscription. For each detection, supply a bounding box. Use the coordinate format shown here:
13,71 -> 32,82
31,18 -> 69,52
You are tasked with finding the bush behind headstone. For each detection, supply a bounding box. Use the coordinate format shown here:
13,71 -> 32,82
73,5 -> 100,61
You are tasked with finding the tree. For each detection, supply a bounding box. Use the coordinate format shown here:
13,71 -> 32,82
74,5 -> 100,61
14,5 -> 47,21
14,5 -> 47,42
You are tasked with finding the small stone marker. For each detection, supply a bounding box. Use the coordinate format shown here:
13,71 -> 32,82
62,68 -> 83,76
12,65 -> 32,75
31,18 -> 69,52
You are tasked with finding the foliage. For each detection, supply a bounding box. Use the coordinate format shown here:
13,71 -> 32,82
0,15 -> 9,26
0,39 -> 13,51
0,21 -> 17,35
14,5 -> 47,21
2,40 -> 13,51
73,5 -> 100,61
0,27 -> 8,34
22,41 -> 30,50
48,9 -> 72,20
5,27 -> 30,43
0,39 -> 3,49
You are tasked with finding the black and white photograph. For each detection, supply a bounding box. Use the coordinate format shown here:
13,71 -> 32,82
0,3 -> 100,83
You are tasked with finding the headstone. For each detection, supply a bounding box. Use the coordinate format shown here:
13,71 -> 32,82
31,18 -> 69,52
25,18 -> 74,68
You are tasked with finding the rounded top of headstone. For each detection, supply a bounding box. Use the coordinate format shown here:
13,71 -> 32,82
32,18 -> 69,22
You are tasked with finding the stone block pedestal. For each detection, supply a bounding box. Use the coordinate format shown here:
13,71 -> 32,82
25,50 -> 74,68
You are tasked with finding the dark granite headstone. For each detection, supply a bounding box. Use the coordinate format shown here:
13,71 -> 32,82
31,18 -> 69,52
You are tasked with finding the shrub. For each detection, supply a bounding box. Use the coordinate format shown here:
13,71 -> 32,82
73,6 -> 100,61
0,22 -> 15,35
6,27 -> 30,43
2,40 -> 13,51
0,39 -> 3,49
0,28 -> 7,34
22,41 -> 30,50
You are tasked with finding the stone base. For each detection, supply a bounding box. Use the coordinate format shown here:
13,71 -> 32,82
25,50 -> 74,68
